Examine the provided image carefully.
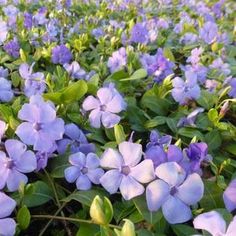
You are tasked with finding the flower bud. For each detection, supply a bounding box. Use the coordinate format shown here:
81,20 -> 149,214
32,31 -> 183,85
121,219 -> 135,236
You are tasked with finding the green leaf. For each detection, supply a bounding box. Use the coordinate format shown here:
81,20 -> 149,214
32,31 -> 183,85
197,91 -> 218,110
200,180 -> 224,211
76,223 -> 99,236
171,224 -> 198,236
121,69 -> 147,81
225,143 -> 236,155
50,154 -> 70,178
114,124 -> 126,144
208,109 -> 219,125
145,116 -> 166,129
63,189 -> 108,206
17,205 -> 31,230
163,47 -> 175,62
21,181 -> 54,207
205,130 -> 222,151
107,69 -> 129,81
178,127 -> 204,140
166,118 -> 178,133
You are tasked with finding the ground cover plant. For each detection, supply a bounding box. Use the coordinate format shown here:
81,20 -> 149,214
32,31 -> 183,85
0,0 -> 236,235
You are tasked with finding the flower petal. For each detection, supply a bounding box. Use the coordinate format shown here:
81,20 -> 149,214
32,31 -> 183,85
162,195 -> 192,224
15,150 -> 37,173
106,95 -> 125,113
223,179 -> 236,212
118,141 -> 142,167
226,215 -> 236,236
167,145 -> 183,163
130,160 -> 155,183
0,218 -> 16,236
120,175 -> 144,200
88,109 -> 102,128
155,162 -> 186,187
101,112 -> 120,128
6,170 -> 28,192
193,211 -> 226,235
100,169 -> 122,194
18,104 -> 39,122
176,173 -> 204,205
97,88 -> 113,105
64,166 -> 80,183
16,122 -> 37,145
5,139 -> 27,161
87,168 -> 104,184
85,153 -> 100,169
82,96 -> 100,111
76,175 -> 91,190
146,179 -> 170,211
69,152 -> 86,167
100,148 -> 123,169
0,192 -> 16,218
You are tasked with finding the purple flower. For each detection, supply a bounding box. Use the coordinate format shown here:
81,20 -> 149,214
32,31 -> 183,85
177,108 -> 204,127
63,61 -> 86,79
33,7 -> 48,26
180,33 -> 198,45
19,63 -> 46,97
199,21 -> 218,44
3,39 -> 20,58
0,120 -> 6,141
130,22 -> 149,44
223,179 -> 236,212
0,66 -> 8,78
0,139 -> 37,191
171,71 -> 201,105
146,162 -> 204,224
193,210 -> 236,236
51,45 -> 72,65
92,27 -> 104,40
140,49 -> 174,83
205,79 -> 218,92
0,20 -> 8,44
0,192 -> 16,236
82,84 -> 127,128
57,123 -> 95,155
210,58 -> 231,76
186,47 -> 203,65
24,12 -> 33,29
228,77 -> 236,98
64,152 -> 104,190
107,47 -> 127,73
0,77 -> 14,102
147,130 -> 172,149
16,95 -> 65,152
184,142 -> 210,174
100,141 -> 155,200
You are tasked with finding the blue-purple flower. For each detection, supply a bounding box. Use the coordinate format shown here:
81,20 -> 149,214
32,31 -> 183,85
146,162 -> 204,224
82,84 -> 127,128
63,61 -> 86,79
3,39 -> 20,58
223,179 -> 236,212
57,123 -> 95,155
107,47 -> 127,73
0,139 -> 37,191
193,210 -> 236,236
100,141 -> 155,200
51,44 -> 72,65
199,21 -> 218,44
210,58 -> 231,76
130,22 -> 149,44
0,77 -> 14,102
19,63 -> 46,97
64,152 -> 104,190
16,95 -> 65,152
177,108 -> 204,127
171,71 -> 201,105
0,192 -> 16,236
228,77 -> 236,98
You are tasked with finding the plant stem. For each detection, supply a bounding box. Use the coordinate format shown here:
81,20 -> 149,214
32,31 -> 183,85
32,215 -> 122,230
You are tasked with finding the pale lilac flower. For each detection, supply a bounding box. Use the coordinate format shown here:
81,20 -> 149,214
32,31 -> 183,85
51,45 -> 72,65
19,63 -> 46,97
33,7 -> 48,25
180,33 -> 198,45
205,79 -> 218,92
107,47 -> 127,73
171,71 -> 201,105
146,162 -> 204,224
16,95 -> 65,152
63,61 -> 86,79
92,27 -> 104,40
0,139 -> 37,191
193,210 -> 236,236
210,58 -> 231,76
82,84 -> 127,128
64,152 -> 104,190
199,21 -> 218,44
186,48 -> 203,65
0,77 -> 14,102
130,22 -> 149,44
0,20 -> 8,44
177,108 -> 204,127
3,39 -> 20,58
100,141 -> 155,200
0,120 -> 6,141
0,66 -> 8,78
228,77 -> 236,98
57,123 -> 95,155
223,179 -> 236,212
0,192 -> 16,236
